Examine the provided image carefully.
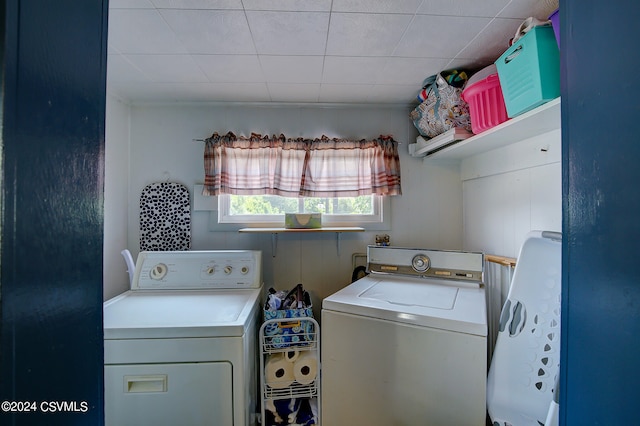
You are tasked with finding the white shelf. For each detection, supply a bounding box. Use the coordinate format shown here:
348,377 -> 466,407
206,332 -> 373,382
238,227 -> 364,233
239,227 -> 364,257
423,97 -> 561,160
409,128 -> 473,157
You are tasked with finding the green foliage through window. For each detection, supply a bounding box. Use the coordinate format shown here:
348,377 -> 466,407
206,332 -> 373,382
229,195 -> 374,215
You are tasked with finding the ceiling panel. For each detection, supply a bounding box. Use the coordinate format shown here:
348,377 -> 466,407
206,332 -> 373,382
192,55 -> 265,83
246,11 -> 330,55
259,56 -> 325,84
107,0 -> 559,105
325,13 -> 414,57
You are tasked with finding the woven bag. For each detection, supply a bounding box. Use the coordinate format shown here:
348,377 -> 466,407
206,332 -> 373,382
410,70 -> 472,138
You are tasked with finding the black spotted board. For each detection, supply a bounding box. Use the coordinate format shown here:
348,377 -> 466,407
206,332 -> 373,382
139,182 -> 191,251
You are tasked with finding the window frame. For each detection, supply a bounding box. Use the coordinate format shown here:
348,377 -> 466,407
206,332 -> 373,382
216,194 -> 390,230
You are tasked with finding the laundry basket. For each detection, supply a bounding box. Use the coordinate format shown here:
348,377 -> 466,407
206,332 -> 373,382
486,231 -> 562,426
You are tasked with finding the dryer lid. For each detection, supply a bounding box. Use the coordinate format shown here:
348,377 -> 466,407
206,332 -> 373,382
103,288 -> 261,339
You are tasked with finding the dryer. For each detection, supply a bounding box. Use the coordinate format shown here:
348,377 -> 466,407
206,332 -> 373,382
104,250 -> 262,426
321,245 -> 487,425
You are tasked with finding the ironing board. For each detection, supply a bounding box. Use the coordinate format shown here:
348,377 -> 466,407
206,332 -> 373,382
139,182 -> 191,251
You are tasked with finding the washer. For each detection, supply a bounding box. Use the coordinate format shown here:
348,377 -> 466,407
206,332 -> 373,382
104,250 -> 262,426
321,245 -> 487,425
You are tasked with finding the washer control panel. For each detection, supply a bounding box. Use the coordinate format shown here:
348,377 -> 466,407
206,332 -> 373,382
367,245 -> 483,283
133,250 -> 262,290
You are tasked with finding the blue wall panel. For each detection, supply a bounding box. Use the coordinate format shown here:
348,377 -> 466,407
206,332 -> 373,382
1,1 -> 108,424
561,1 -> 640,424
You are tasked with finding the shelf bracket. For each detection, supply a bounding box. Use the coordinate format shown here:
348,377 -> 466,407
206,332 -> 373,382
271,233 -> 278,258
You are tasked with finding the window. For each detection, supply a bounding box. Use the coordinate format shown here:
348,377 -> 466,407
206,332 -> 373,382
204,132 -> 399,229
218,194 -> 387,227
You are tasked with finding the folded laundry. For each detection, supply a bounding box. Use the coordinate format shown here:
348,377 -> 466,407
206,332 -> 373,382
264,398 -> 317,426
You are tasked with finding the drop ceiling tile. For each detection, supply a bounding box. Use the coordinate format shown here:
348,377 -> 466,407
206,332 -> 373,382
108,43 -> 119,55
246,11 -> 330,55
319,84 -> 374,103
260,56 -> 324,84
394,15 -> 491,58
326,13 -> 413,56
267,83 -> 321,102
107,54 -> 151,83
108,9 -> 187,54
367,84 -> 418,103
454,18 -> 523,67
198,82 -> 272,102
150,0 -> 243,9
322,56 -> 387,84
332,0 -> 422,14
160,9 -> 256,54
110,82 -> 271,103
242,0 -> 331,12
377,57 -> 450,85
416,0 -> 510,17
499,0 -> 558,19
124,54 -> 209,83
110,0 -> 154,8
445,56 -> 494,73
193,55 -> 265,83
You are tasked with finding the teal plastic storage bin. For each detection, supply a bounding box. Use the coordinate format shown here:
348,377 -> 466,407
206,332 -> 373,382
495,25 -> 560,117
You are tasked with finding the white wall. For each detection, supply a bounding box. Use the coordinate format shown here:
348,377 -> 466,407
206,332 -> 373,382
103,102 -> 463,313
104,98 -> 562,309
462,129 -> 562,258
103,95 -> 131,300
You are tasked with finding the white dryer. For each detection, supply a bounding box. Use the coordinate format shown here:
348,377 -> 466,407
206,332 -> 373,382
321,246 -> 487,426
104,250 -> 262,426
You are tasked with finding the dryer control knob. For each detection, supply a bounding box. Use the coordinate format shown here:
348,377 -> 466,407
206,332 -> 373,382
224,265 -> 233,275
241,266 -> 249,275
150,263 -> 168,280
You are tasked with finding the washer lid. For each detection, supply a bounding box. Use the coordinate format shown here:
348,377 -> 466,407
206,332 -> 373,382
103,288 -> 261,340
359,280 -> 458,309
322,275 -> 487,336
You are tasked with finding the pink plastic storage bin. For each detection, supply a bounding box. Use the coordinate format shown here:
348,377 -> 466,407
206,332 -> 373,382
462,70 -> 509,134
549,9 -> 560,47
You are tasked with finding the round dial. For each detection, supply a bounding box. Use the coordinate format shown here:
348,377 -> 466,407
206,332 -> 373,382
411,254 -> 430,273
224,265 -> 233,275
240,266 -> 249,275
149,263 -> 168,280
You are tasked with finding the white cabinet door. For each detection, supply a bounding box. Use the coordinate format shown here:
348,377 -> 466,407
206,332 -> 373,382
105,362 -> 233,426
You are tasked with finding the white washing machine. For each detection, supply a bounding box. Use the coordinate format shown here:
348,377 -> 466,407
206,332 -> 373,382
322,245 -> 487,426
104,250 -> 262,426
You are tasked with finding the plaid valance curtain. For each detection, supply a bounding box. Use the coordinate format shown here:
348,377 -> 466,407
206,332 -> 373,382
203,132 -> 402,198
